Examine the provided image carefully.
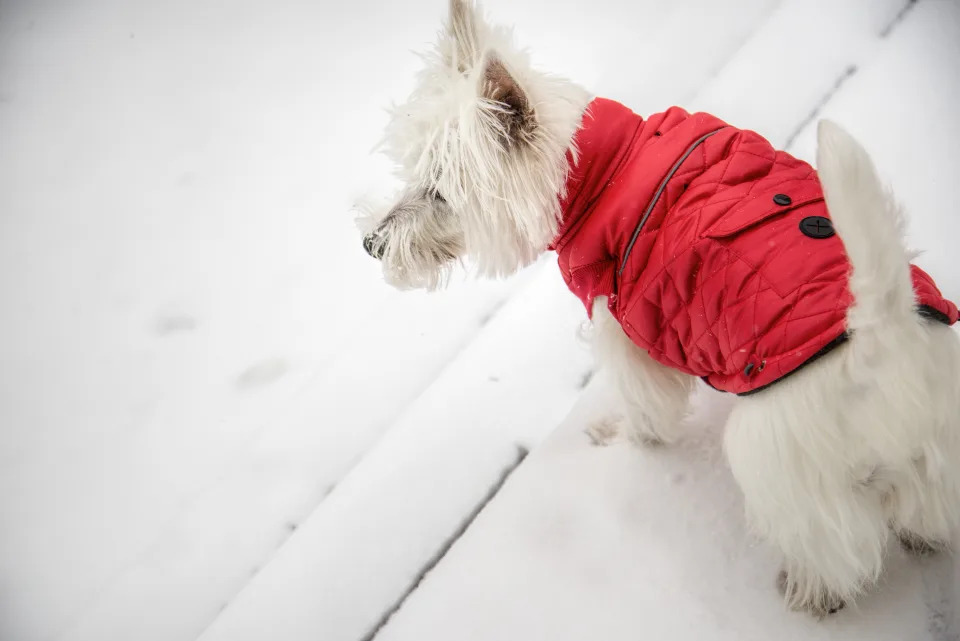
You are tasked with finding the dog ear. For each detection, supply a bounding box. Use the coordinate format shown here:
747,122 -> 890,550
480,52 -> 534,143
447,0 -> 480,72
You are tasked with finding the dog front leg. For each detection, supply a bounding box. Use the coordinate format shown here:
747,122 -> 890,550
590,297 -> 695,445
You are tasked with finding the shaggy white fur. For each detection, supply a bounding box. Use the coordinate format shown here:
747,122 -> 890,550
723,122 -> 960,614
365,0 -> 960,617
363,0 -> 590,285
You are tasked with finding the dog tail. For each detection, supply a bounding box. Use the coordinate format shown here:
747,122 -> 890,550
815,120 -> 916,339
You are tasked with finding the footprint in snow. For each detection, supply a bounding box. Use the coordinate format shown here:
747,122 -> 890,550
235,357 -> 289,391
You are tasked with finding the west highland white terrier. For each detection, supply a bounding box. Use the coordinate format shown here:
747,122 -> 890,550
360,0 -> 960,617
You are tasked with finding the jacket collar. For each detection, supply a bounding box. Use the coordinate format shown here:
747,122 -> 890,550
550,98 -> 643,251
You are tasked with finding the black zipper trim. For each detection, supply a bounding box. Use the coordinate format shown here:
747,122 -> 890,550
618,127 -> 726,276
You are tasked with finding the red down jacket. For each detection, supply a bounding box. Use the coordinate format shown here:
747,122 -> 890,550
550,98 -> 958,395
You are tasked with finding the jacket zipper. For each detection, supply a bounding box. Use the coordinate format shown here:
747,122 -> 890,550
617,127 -> 727,276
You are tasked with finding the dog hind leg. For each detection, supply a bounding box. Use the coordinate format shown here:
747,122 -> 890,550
887,326 -> 960,555
724,357 -> 890,616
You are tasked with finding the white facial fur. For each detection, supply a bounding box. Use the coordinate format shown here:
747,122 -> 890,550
362,0 -> 591,289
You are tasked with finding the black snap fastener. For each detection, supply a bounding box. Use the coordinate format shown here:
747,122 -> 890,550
799,216 -> 835,239
773,193 -> 792,206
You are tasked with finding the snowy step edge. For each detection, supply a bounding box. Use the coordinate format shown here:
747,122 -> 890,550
371,383 -> 956,641
359,445 -> 530,641
689,0 -> 914,149
194,265 -> 595,641
781,0 -> 920,152
52,261 -> 551,641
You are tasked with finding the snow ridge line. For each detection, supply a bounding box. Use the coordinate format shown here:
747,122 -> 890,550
880,0 -> 918,39
783,64 -> 858,151
330,261 -> 546,486
359,445 -> 529,641
783,0 -> 918,151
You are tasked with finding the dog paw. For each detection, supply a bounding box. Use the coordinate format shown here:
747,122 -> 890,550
622,410 -> 671,447
898,531 -> 944,557
625,429 -> 665,447
584,415 -> 623,446
777,570 -> 845,617
585,413 -> 671,447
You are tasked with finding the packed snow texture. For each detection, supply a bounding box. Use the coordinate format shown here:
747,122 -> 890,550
1,0 -> 959,640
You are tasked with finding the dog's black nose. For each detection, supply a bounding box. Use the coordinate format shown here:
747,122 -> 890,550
363,234 -> 384,260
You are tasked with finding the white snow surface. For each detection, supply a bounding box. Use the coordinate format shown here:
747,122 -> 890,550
1,0 -> 959,640
374,385 -> 948,641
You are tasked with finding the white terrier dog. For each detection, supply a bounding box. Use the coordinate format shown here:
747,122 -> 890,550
361,0 -> 960,617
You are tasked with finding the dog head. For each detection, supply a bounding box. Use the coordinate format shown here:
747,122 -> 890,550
361,0 -> 590,289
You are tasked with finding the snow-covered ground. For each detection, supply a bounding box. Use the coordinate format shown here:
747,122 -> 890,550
1,0 -> 958,640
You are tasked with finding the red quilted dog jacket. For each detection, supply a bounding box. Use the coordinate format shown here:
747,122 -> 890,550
550,98 -> 958,395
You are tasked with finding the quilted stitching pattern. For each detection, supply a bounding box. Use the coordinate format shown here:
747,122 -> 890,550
555,99 -> 958,394
617,139 -> 854,393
